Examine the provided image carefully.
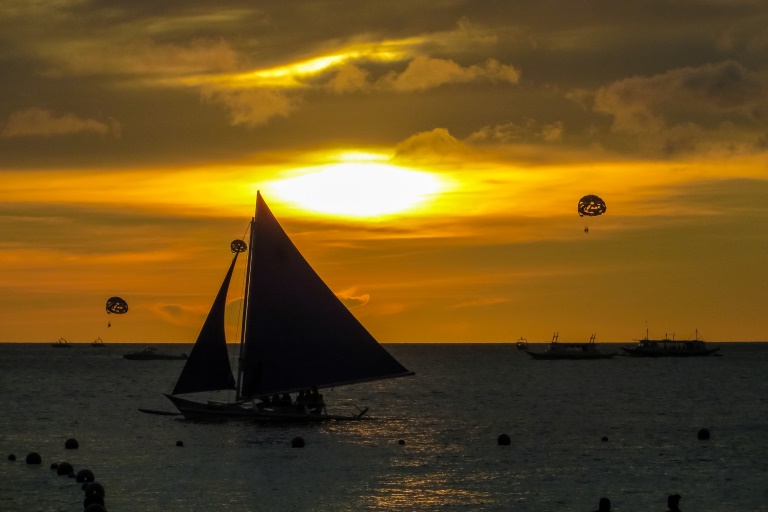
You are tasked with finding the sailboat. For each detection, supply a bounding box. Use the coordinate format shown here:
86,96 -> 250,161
162,192 -> 414,421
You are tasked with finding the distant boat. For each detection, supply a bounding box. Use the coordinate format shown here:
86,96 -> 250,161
91,337 -> 105,347
123,346 -> 188,361
516,337 -> 528,350
161,192 -> 414,422
52,337 -> 71,348
526,333 -> 616,360
622,329 -> 720,357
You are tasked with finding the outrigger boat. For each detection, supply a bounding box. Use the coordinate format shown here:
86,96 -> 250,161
124,346 -> 188,360
160,192 -> 413,422
91,337 -> 104,347
516,337 -> 528,350
526,333 -> 616,360
622,329 -> 720,357
52,337 -> 71,348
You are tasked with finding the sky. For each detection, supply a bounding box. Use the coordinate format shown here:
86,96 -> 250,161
2,0 -> 767,343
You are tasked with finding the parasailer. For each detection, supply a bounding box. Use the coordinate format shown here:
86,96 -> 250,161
106,296 -> 128,327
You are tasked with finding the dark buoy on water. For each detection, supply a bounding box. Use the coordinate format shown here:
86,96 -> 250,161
697,428 -> 710,440
84,492 -> 106,508
65,438 -> 79,449
50,462 -> 58,470
84,482 -> 105,498
397,439 -> 406,445
8,454 -> 16,461
25,452 -> 42,465
601,436 -> 609,442
56,461 -> 74,476
176,440 -> 184,447
497,434 -> 511,446
76,468 -> 95,483
291,436 -> 305,448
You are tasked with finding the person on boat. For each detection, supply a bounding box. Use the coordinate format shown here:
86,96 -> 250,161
592,497 -> 611,512
307,386 -> 325,413
667,494 -> 681,512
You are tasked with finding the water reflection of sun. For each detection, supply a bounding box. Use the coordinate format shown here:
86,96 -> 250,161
269,159 -> 446,218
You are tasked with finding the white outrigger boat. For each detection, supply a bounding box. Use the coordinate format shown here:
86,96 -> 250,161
622,329 -> 720,357
526,333 -> 616,360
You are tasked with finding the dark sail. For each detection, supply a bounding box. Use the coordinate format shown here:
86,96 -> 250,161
239,192 -> 413,398
171,253 -> 239,395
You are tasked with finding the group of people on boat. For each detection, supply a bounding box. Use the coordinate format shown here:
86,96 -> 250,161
257,387 -> 326,414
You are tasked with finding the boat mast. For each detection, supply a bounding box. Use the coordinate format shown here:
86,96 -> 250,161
235,211 -> 256,401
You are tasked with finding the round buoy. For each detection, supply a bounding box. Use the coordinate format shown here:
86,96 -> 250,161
84,482 -> 105,497
56,462 -> 74,476
497,433 -> 511,446
176,440 -> 184,447
76,468 -> 95,483
8,454 -> 16,461
291,436 -> 305,448
84,493 -> 106,508
397,439 -> 406,445
50,462 -> 58,470
64,438 -> 79,450
601,436 -> 609,442
697,428 -> 710,440
25,452 -> 42,465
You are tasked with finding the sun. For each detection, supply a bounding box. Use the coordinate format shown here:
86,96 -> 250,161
269,160 -> 445,217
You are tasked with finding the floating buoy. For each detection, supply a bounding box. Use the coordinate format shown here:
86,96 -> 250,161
7,454 -> 15,461
697,428 -> 710,440
56,462 -> 74,476
50,463 -> 58,470
25,452 -> 42,465
65,438 -> 79,449
176,440 -> 184,447
601,436 -> 609,442
291,436 -> 305,448
83,493 -> 106,508
497,434 -> 511,446
397,439 -> 406,445
76,468 -> 95,483
84,482 -> 105,497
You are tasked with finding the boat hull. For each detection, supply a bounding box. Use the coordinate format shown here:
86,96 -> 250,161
621,347 -> 720,357
164,394 -> 367,422
526,351 -> 615,360
123,353 -> 188,360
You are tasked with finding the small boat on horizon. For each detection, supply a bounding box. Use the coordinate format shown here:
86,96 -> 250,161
622,328 -> 720,357
91,337 -> 105,347
516,337 -> 528,350
52,337 -> 71,348
526,333 -> 616,360
123,346 -> 188,361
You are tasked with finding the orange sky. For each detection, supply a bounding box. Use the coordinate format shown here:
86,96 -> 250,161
2,2 -> 767,342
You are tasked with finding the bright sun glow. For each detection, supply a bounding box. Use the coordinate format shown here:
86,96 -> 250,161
270,161 -> 445,217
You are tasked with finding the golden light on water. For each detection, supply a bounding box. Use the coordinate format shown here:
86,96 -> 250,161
270,159 -> 447,217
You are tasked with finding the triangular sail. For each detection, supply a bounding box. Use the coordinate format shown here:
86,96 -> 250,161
171,253 -> 239,395
239,192 -> 413,398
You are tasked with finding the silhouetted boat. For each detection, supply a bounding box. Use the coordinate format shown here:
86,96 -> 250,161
526,333 -> 616,360
91,337 -> 105,347
123,346 -> 188,360
516,337 -> 528,350
51,337 -> 70,348
161,192 -> 413,422
622,329 -> 720,357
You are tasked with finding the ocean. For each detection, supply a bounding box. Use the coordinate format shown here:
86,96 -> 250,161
1,342 -> 766,511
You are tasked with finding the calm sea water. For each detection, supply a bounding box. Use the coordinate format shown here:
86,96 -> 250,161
1,342 -> 766,512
